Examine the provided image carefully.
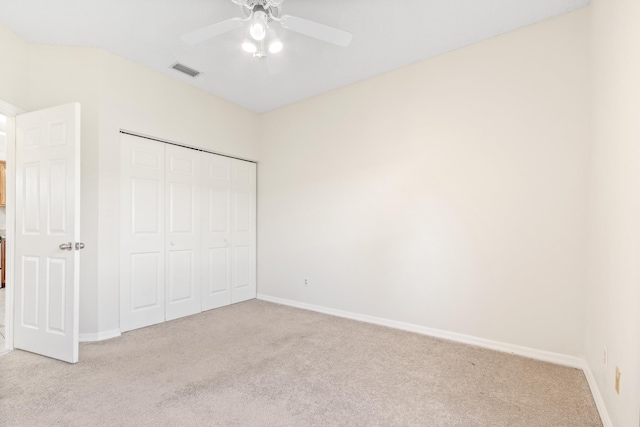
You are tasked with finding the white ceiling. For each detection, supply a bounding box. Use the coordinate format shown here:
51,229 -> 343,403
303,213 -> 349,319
0,0 -> 589,113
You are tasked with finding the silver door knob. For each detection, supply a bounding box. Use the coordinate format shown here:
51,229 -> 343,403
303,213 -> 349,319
75,242 -> 85,250
59,242 -> 73,251
170,241 -> 176,246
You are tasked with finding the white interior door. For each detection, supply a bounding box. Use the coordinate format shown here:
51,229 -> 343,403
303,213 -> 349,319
165,145 -> 201,321
231,160 -> 256,303
14,103 -> 81,363
120,134 -> 165,332
201,153 -> 232,311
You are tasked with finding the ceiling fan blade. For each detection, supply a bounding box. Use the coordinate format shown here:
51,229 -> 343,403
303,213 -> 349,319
181,18 -> 244,45
280,15 -> 352,47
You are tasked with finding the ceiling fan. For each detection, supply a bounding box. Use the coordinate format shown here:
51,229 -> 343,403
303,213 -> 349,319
180,0 -> 353,59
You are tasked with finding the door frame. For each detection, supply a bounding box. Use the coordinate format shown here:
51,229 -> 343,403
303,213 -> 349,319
0,99 -> 25,352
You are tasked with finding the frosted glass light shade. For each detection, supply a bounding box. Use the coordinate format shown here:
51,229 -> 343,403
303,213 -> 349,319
269,39 -> 283,53
249,11 -> 267,41
242,41 -> 257,53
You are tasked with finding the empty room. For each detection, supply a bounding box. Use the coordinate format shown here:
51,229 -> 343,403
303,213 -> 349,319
0,0 -> 638,426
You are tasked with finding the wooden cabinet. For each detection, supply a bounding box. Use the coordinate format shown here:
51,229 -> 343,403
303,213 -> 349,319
0,160 -> 5,206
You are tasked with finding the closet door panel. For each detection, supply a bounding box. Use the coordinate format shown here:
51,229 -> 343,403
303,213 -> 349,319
201,153 -> 232,310
168,250 -> 194,300
165,145 -> 201,321
130,253 -> 162,310
231,159 -> 256,303
207,248 -> 229,293
120,135 -> 166,332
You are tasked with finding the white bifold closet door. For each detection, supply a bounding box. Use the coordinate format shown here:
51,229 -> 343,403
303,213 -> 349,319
120,134 -> 256,332
165,145 -> 201,321
229,159 -> 257,303
201,153 -> 257,310
120,135 -> 166,332
201,153 -> 232,310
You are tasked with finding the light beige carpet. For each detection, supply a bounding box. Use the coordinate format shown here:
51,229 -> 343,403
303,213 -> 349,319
1,300 -> 601,426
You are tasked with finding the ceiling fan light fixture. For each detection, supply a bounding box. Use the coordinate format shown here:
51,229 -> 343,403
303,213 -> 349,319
268,39 -> 283,54
267,28 -> 283,54
249,11 -> 268,41
179,0 -> 355,68
242,41 -> 257,53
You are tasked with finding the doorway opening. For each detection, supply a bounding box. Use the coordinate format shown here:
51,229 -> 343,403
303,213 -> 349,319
0,99 -> 25,356
0,113 -> 6,355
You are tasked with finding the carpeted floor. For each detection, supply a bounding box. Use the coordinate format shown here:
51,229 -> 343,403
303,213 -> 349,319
0,300 -> 601,426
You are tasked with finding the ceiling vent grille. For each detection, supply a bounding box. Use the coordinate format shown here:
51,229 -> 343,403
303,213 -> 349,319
170,62 -> 201,78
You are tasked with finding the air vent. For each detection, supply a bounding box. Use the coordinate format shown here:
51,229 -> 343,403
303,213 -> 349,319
170,62 -> 201,78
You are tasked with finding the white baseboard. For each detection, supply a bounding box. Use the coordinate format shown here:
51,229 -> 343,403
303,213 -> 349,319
257,294 -> 583,369
582,361 -> 613,427
79,329 -> 121,343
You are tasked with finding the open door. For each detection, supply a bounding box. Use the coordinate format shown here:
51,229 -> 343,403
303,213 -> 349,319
13,103 -> 81,363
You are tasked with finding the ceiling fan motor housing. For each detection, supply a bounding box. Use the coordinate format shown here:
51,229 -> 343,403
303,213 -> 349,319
240,0 -> 281,22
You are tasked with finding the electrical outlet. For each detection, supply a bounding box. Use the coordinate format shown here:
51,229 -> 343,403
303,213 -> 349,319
615,367 -> 621,395
603,346 -> 608,366
304,278 -> 309,287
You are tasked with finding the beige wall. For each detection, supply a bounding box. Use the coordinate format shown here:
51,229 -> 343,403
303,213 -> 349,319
257,9 -> 590,357
0,24 -> 29,109
587,0 -> 640,425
